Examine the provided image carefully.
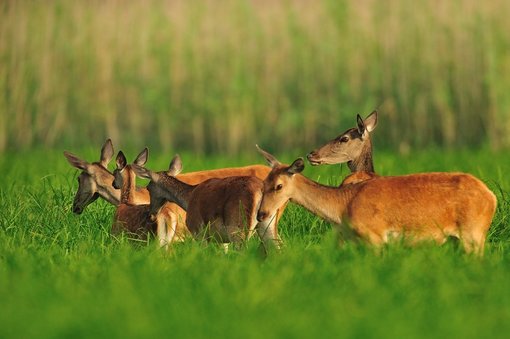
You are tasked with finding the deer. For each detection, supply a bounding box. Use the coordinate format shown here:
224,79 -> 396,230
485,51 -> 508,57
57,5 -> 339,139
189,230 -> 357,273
112,148 -> 183,247
131,155 -> 282,251
63,139 -> 149,214
256,147 -> 497,255
64,139 -> 283,241
307,111 -> 379,186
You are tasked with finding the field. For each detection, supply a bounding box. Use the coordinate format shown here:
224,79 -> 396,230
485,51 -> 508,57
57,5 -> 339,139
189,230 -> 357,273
1,148 -> 510,338
2,0 -> 510,338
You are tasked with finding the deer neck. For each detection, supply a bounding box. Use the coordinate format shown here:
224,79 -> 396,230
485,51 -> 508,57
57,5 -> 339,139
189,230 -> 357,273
120,168 -> 137,204
347,140 -> 374,173
160,175 -> 196,211
97,174 -> 121,206
290,174 -> 360,224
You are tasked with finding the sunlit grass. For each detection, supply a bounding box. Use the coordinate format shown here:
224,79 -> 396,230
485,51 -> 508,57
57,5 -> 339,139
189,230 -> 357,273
0,149 -> 510,338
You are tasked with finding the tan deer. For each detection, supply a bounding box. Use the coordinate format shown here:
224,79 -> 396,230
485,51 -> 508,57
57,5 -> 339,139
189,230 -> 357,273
112,148 -> 182,247
307,111 -> 379,185
63,139 -> 149,214
64,140 -> 282,237
131,155 -> 282,251
256,147 -> 497,255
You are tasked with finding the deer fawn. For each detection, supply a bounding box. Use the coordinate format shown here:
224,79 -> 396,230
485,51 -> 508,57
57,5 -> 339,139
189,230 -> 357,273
64,139 -> 149,214
307,111 -> 378,185
131,155 -> 282,251
112,148 -> 182,247
256,147 -> 497,255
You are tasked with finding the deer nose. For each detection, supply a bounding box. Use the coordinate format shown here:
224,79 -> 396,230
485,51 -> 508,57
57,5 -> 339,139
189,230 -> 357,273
72,205 -> 83,214
307,151 -> 316,160
257,211 -> 268,222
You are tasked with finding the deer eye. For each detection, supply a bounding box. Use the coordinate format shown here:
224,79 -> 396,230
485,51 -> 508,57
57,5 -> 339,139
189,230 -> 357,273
275,184 -> 283,191
340,136 -> 349,143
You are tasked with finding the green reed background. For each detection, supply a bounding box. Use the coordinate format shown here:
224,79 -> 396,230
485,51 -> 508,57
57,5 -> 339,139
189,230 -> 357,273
2,0 -> 510,154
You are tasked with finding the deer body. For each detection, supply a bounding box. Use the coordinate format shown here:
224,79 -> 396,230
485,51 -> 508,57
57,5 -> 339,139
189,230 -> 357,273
257,150 -> 497,255
133,156 -> 281,249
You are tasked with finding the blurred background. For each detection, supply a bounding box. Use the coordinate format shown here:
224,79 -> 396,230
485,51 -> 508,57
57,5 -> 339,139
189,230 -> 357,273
1,0 -> 510,155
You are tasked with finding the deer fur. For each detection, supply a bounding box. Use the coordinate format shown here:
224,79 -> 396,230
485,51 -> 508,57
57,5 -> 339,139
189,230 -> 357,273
132,155 -> 282,250
257,148 -> 497,255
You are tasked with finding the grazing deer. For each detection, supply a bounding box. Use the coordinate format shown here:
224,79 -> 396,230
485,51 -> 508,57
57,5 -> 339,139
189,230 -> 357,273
307,111 -> 379,185
131,155 -> 282,251
63,139 -> 149,214
256,147 -> 497,255
112,148 -> 182,247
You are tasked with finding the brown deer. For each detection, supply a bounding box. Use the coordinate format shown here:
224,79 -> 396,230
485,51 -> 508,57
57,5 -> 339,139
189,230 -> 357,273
64,140 -> 281,233
256,147 -> 497,255
131,155 -> 282,251
112,148 -> 182,247
307,111 -> 378,185
63,139 -> 149,214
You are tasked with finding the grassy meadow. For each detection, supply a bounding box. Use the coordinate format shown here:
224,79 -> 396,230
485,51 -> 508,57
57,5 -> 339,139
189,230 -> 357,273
1,147 -> 510,338
2,0 -> 510,338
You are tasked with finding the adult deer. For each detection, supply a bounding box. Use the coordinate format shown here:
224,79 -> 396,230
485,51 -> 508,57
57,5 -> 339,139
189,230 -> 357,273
64,140 -> 280,234
63,139 -> 149,214
256,147 -> 497,255
132,155 -> 282,251
112,149 -> 181,247
307,111 -> 378,185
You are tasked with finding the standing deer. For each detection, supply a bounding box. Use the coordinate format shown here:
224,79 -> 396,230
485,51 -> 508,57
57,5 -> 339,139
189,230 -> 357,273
131,155 -> 282,251
112,148 -> 182,247
307,111 -> 378,185
63,139 -> 149,214
256,147 -> 497,255
64,140 -> 284,243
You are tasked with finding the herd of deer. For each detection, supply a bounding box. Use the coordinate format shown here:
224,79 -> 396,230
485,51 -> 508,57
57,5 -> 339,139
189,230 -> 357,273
64,111 -> 497,255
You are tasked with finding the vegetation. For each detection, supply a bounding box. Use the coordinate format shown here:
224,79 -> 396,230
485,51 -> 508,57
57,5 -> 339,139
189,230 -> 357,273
1,148 -> 510,338
1,0 -> 510,153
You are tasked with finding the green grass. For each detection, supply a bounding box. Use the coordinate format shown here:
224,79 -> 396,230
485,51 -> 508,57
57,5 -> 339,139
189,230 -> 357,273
1,148 -> 510,338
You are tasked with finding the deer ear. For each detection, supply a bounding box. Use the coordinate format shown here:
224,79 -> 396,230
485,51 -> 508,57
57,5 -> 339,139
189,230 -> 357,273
287,158 -> 305,175
364,110 -> 378,133
357,114 -> 366,135
100,139 -> 114,167
64,151 -> 89,171
132,164 -> 158,182
168,154 -> 183,176
134,147 -> 149,167
256,144 -> 281,168
116,151 -> 127,170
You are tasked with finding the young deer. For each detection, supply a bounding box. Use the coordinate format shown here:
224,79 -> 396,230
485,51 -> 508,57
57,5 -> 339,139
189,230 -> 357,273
132,155 -> 282,251
63,139 -> 149,214
256,147 -> 497,255
112,148 -> 182,246
307,111 -> 378,185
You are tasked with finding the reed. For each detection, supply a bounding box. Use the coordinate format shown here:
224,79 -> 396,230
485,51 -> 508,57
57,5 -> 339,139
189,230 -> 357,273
1,0 -> 509,154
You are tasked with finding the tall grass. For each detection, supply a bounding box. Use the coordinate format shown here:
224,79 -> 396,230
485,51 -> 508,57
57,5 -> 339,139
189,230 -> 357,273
1,149 -> 510,338
1,0 -> 510,154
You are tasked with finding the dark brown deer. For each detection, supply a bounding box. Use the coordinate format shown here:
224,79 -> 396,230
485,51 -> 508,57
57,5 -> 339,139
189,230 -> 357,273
256,147 -> 497,255
132,155 -> 282,251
